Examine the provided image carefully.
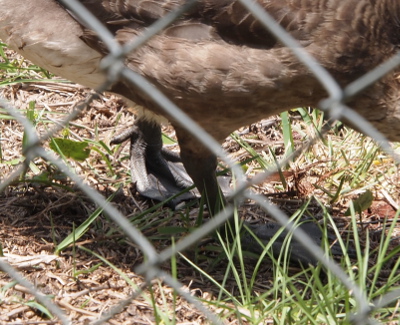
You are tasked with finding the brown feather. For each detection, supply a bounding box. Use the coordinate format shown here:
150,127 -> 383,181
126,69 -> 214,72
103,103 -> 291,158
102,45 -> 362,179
2,0 -> 400,141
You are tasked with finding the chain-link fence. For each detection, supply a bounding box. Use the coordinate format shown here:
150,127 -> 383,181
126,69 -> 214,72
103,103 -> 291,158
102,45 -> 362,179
1,0 -> 400,324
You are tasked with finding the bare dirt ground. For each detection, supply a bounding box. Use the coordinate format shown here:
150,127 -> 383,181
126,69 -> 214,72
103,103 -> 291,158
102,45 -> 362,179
1,51 -> 400,324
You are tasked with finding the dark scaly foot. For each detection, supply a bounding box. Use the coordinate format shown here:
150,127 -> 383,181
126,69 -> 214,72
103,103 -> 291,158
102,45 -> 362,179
241,222 -> 356,266
111,118 -> 198,208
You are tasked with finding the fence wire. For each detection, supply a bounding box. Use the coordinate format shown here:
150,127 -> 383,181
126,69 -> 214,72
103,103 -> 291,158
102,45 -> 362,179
0,0 -> 400,324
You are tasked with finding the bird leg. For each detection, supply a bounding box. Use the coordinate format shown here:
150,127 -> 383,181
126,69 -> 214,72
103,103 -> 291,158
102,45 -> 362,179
113,120 -> 352,267
174,128 -> 225,215
111,117 -> 197,207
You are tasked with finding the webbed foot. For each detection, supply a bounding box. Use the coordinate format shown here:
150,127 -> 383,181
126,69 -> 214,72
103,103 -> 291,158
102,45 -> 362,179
241,222 -> 355,266
111,118 -> 198,208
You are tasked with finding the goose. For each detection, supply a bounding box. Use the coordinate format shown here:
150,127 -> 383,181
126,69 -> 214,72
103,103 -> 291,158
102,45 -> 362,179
1,0 -> 399,265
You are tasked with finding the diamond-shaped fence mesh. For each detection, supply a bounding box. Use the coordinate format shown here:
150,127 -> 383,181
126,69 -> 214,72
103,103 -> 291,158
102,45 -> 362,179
0,0 -> 400,324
